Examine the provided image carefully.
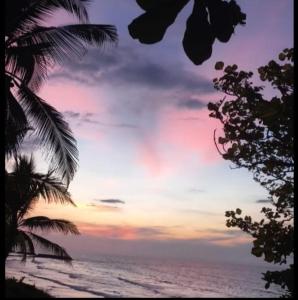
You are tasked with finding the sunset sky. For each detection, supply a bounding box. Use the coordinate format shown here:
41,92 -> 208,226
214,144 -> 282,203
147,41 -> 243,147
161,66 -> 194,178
20,0 -> 293,263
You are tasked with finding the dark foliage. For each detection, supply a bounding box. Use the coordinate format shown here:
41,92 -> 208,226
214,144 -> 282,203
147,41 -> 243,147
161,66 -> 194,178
208,48 -> 294,297
128,0 -> 246,65
5,0 -> 117,184
5,155 -> 79,262
6,278 -> 52,298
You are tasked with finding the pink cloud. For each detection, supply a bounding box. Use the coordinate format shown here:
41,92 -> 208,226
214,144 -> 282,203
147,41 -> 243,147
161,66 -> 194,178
159,107 -> 221,163
37,82 -> 108,142
136,105 -> 223,177
70,222 -> 250,246
38,82 -> 105,115
76,223 -> 135,239
137,137 -> 162,177
76,223 -> 169,240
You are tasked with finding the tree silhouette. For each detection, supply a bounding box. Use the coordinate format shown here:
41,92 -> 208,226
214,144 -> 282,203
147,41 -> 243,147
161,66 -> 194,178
208,48 -> 294,297
5,0 -> 118,184
5,155 -> 79,262
128,0 -> 246,65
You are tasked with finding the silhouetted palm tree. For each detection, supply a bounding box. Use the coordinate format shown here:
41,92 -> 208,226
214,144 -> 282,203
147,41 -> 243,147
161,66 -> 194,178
5,0 -> 118,184
6,155 -> 79,262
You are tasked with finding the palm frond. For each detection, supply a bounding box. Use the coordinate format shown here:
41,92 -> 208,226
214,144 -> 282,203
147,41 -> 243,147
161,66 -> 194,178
30,172 -> 75,205
8,155 -> 75,222
5,87 -> 31,157
6,43 -> 54,91
7,24 -> 117,90
26,231 -> 73,262
11,26 -> 87,59
7,156 -> 40,219
64,24 -> 118,46
12,230 -> 36,261
6,88 -> 28,127
21,217 -> 80,234
16,84 -> 78,185
14,24 -> 117,58
6,0 -> 90,38
12,155 -> 36,176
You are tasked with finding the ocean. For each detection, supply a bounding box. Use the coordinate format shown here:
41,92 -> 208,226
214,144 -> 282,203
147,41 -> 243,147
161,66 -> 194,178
5,254 -> 284,298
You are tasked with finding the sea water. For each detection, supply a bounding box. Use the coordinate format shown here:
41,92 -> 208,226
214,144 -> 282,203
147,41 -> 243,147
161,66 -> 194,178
5,254 -> 284,298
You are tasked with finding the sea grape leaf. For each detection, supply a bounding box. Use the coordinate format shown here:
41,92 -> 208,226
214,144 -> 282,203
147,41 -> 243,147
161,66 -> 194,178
128,0 -> 189,44
183,1 -> 215,65
129,0 -> 246,65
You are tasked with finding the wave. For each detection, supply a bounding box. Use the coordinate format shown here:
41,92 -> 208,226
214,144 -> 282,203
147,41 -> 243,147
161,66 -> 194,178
32,260 -> 45,265
159,280 -> 173,285
27,273 -> 118,298
36,266 -> 83,280
117,277 -> 161,295
6,255 -> 284,298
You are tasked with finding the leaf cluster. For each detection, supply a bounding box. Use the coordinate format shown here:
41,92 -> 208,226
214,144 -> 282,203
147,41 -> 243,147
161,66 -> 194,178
5,0 -> 117,184
6,156 -> 79,263
209,49 -> 294,296
128,0 -> 246,65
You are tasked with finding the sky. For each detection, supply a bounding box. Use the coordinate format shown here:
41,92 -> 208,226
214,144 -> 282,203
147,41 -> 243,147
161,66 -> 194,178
21,0 -> 293,264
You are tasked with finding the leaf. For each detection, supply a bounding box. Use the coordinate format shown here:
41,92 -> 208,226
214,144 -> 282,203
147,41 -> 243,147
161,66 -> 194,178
15,24 -> 117,61
215,61 -> 224,70
6,43 -> 53,91
6,0 -> 90,38
29,169 -> 75,206
207,0 -> 246,43
207,102 -> 217,111
218,137 -> 227,144
5,86 -> 30,156
183,0 -> 215,65
27,232 -> 73,262
251,246 -> 263,257
236,208 -> 242,215
22,217 -> 79,234
17,84 -> 78,185
136,0 -> 162,11
278,53 -> 286,61
128,0 -> 189,44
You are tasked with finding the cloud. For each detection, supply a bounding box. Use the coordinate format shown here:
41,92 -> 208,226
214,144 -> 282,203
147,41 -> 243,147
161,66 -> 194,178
137,137 -> 163,176
86,203 -> 121,212
97,199 -> 125,204
76,223 -> 170,240
181,209 -> 221,216
256,199 -> 272,203
189,188 -> 205,193
47,232 -> 262,265
193,228 -> 250,246
177,99 -> 206,110
103,61 -> 213,93
157,107 -> 222,165
64,111 -> 80,119
135,106 -> 223,177
204,228 -> 243,236
179,117 -> 201,121
63,110 -> 137,129
49,46 -> 214,93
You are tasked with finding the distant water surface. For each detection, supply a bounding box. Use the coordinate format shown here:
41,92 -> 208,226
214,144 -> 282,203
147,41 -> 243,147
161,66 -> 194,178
5,254 -> 284,298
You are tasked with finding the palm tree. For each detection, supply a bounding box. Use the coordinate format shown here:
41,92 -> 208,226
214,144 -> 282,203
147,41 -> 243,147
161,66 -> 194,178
6,155 -> 79,262
5,0 -> 118,185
